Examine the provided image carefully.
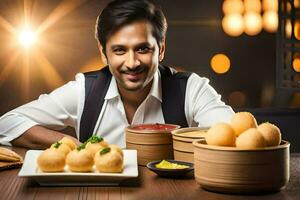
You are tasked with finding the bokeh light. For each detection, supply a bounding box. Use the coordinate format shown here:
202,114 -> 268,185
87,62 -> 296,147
262,0 -> 278,11
222,0 -> 244,14
262,11 -> 278,32
222,13 -> 244,37
228,91 -> 247,108
210,53 -> 231,74
292,58 -> 300,72
244,0 -> 261,13
294,20 -> 300,40
285,20 -> 292,38
295,0 -> 300,8
244,12 -> 263,36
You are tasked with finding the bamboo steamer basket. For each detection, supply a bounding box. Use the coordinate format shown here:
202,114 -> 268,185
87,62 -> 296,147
193,139 -> 290,194
125,124 -> 180,166
171,127 -> 208,163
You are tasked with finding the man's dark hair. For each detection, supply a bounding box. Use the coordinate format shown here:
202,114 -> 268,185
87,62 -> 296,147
95,0 -> 167,53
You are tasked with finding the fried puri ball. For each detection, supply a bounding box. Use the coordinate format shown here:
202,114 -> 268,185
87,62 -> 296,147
230,112 -> 258,136
236,128 -> 267,149
66,148 -> 94,172
257,122 -> 281,146
50,141 -> 71,156
59,137 -> 77,150
94,147 -> 123,173
205,122 -> 236,147
109,144 -> 123,158
37,148 -> 66,172
85,136 -> 109,156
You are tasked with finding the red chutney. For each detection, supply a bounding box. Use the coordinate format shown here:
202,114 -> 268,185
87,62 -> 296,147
131,123 -> 178,131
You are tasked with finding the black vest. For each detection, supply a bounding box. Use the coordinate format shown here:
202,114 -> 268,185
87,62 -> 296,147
79,65 -> 191,142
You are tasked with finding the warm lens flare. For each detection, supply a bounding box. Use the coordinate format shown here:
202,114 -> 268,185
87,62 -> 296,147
18,28 -> 38,47
0,1 -> 90,99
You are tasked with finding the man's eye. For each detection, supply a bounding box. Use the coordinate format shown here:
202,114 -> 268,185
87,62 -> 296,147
113,48 -> 125,55
137,47 -> 150,53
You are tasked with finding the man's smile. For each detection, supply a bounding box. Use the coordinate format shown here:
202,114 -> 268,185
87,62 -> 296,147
122,69 -> 145,82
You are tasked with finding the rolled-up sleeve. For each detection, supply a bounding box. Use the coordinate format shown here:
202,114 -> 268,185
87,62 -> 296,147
0,73 -> 83,146
185,73 -> 235,127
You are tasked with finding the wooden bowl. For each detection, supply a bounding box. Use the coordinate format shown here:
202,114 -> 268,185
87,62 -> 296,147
171,127 -> 208,163
193,139 -> 290,194
125,124 -> 180,166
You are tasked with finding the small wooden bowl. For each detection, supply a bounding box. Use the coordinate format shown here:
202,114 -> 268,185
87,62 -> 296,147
125,124 -> 180,166
171,127 -> 208,163
193,139 -> 290,194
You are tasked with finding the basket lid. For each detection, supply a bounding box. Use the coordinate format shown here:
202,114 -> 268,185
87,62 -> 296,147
171,127 -> 209,139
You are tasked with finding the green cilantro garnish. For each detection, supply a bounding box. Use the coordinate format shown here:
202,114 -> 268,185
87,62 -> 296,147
77,143 -> 86,151
53,141 -> 62,149
86,136 -> 103,144
100,147 -> 111,155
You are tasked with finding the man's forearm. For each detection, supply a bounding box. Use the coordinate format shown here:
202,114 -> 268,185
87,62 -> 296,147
11,125 -> 80,149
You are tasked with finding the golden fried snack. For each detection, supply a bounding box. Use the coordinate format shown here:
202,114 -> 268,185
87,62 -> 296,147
231,112 -> 258,136
94,147 -> 123,173
66,148 -> 94,172
50,142 -> 71,156
37,148 -> 66,172
206,122 -> 236,147
85,136 -> 108,156
236,128 -> 267,149
0,147 -> 23,162
109,144 -> 123,158
59,137 -> 77,150
257,122 -> 281,146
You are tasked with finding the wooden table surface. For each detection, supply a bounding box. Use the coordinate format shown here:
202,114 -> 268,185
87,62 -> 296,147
1,146 -> 300,200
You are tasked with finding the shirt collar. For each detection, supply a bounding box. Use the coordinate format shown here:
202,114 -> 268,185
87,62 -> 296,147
105,76 -> 119,100
104,69 -> 162,102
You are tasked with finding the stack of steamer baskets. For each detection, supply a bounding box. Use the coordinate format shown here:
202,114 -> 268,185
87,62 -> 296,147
125,124 -> 180,166
171,127 -> 208,163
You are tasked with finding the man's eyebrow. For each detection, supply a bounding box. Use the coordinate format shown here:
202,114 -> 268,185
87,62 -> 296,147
110,45 -> 125,49
110,42 -> 152,49
136,42 -> 151,47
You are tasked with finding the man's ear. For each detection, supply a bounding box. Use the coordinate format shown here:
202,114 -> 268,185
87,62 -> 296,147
159,38 -> 166,62
97,43 -> 108,65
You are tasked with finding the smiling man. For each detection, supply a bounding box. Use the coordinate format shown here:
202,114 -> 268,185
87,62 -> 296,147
0,0 -> 234,149
105,21 -> 161,123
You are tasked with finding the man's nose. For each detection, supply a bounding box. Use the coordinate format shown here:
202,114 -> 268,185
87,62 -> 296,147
125,51 -> 140,69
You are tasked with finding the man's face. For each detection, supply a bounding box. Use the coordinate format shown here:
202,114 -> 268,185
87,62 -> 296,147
104,21 -> 164,92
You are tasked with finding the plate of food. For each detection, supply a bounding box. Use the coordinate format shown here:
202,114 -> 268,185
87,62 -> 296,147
18,136 -> 138,186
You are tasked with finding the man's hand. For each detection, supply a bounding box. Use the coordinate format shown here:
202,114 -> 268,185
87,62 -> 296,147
11,125 -> 81,149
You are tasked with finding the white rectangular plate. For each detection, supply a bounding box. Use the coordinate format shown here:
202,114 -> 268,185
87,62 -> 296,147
18,149 -> 138,186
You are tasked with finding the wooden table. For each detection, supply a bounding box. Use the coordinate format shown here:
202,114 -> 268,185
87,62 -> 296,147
1,146 -> 300,200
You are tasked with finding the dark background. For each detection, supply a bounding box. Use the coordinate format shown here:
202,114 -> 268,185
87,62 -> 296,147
0,0 -> 293,116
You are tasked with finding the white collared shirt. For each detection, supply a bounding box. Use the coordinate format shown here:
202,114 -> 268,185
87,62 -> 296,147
0,70 -> 234,147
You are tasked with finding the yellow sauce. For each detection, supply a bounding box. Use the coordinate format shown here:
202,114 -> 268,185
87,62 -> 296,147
155,160 -> 189,169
